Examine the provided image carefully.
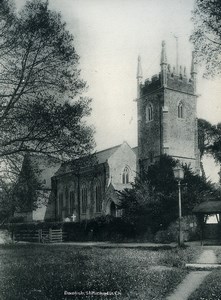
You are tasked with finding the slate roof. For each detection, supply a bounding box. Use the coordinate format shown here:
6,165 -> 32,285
193,201 -> 221,214
94,144 -> 121,164
132,146 -> 138,156
55,144 -> 121,176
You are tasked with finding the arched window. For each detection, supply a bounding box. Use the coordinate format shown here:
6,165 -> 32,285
146,103 -> 153,122
178,102 -> 184,118
94,180 -> 102,213
81,183 -> 87,214
122,166 -> 130,184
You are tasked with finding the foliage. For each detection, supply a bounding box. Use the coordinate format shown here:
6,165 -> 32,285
6,221 -> 63,231
190,0 -> 221,78
119,155 -> 218,235
0,180 -> 15,223
6,216 -> 134,241
0,0 -> 95,178
198,118 -> 221,181
12,154 -> 43,212
198,118 -> 217,177
181,164 -> 219,215
63,215 -> 135,242
154,215 -> 201,243
0,244 -> 200,299
207,122 -> 221,165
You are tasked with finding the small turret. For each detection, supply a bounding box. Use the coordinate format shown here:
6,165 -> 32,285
136,55 -> 143,98
179,66 -> 183,79
190,51 -> 197,93
183,66 -> 187,78
160,41 -> 167,87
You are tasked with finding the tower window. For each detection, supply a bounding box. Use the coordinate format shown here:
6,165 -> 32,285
146,103 -> 153,122
178,102 -> 184,119
94,180 -> 102,213
81,184 -> 87,214
122,166 -> 130,184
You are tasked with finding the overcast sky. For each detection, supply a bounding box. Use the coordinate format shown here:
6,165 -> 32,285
15,0 -> 221,182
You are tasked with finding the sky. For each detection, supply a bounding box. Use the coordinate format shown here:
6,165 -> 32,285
15,0 -> 221,182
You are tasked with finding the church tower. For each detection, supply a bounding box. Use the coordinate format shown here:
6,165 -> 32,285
137,41 -> 200,174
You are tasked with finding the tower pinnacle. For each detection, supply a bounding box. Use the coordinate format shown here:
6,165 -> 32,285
160,41 -> 167,65
160,41 -> 167,87
136,55 -> 143,98
136,55 -> 143,79
191,51 -> 197,75
191,51 -> 197,93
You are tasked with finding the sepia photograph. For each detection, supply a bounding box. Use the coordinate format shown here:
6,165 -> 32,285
0,0 -> 221,299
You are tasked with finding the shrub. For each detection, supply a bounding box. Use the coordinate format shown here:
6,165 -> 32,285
154,215 -> 201,243
6,221 -> 63,232
154,230 -> 175,244
63,215 -> 135,242
8,216 -> 25,223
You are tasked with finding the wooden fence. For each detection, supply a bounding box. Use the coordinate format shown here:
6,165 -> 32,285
13,228 -> 63,243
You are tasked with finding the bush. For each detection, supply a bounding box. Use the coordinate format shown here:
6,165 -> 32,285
154,215 -> 201,243
8,216 -> 25,223
154,230 -> 175,244
63,216 -> 136,242
6,221 -> 63,232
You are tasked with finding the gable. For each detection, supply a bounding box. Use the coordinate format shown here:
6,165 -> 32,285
107,142 -> 136,184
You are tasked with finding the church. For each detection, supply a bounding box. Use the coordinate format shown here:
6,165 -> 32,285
27,41 -> 200,222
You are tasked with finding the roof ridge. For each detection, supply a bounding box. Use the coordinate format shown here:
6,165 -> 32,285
94,144 -> 121,155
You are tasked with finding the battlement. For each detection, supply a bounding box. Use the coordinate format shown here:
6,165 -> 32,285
141,74 -> 161,95
140,68 -> 194,96
166,69 -> 194,94
137,41 -> 197,98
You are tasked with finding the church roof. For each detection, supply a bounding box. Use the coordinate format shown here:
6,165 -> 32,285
132,146 -> 138,156
95,144 -> 121,164
55,144 -> 121,176
193,201 -> 221,214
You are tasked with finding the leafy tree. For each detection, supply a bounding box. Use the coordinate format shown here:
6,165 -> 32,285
12,154 -> 43,213
0,180 -> 15,223
0,0 -> 16,55
119,155 -> 218,235
198,118 -> 217,177
207,122 -> 221,164
190,0 -> 221,78
198,118 -> 221,178
0,0 -> 95,177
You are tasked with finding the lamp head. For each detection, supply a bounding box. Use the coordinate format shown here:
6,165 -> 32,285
173,165 -> 184,180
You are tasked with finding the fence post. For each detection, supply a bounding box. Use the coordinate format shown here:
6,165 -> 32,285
38,229 -> 42,243
49,228 -> 52,243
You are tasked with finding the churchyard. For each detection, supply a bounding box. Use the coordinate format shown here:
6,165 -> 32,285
0,243 -> 206,300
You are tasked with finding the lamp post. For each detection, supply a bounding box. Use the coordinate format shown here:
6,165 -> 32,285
173,165 -> 184,246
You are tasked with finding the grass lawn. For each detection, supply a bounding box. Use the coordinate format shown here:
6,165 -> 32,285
188,269 -> 221,300
0,244 -> 201,300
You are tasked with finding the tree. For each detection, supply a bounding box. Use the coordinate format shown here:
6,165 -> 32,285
119,155 -> 218,235
198,118 -> 217,177
0,0 -> 95,178
12,154 -> 43,213
207,122 -> 221,164
198,118 -> 221,179
190,0 -> 221,78
0,180 -> 15,223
